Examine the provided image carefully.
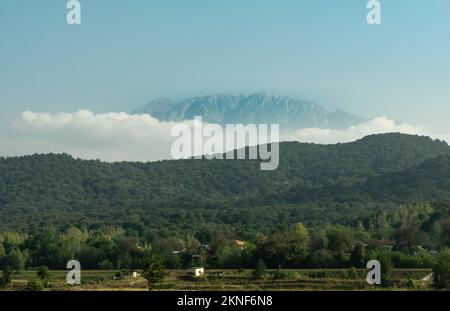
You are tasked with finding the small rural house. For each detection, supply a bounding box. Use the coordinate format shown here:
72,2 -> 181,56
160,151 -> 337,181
188,267 -> 205,277
132,271 -> 141,278
234,240 -> 246,250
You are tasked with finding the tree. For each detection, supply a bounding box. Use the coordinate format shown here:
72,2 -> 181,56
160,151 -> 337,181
378,253 -> 393,287
393,226 -> 426,253
441,220 -> 450,247
60,227 -> 88,260
24,229 -> 60,268
257,225 -> 310,268
0,268 -> 13,289
433,249 -> 450,289
252,259 -> 266,280
0,243 -> 5,258
215,244 -> 241,268
350,243 -> 366,268
1,248 -> 25,270
327,227 -> 354,257
309,230 -> 328,252
141,254 -> 165,291
37,266 -> 51,288
198,247 -> 208,268
292,223 -> 309,246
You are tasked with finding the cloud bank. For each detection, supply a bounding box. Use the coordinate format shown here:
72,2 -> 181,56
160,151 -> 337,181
285,116 -> 430,144
0,110 -> 447,162
2,110 -> 180,162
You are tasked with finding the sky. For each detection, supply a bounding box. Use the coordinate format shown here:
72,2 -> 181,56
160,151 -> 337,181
0,0 -> 450,160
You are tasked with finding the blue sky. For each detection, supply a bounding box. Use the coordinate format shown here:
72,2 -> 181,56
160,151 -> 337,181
1,0 -> 450,132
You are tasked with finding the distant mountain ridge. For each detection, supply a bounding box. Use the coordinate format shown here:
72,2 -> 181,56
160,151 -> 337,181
133,93 -> 367,130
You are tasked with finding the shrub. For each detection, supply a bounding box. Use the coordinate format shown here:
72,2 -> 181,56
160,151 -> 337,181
114,270 -> 123,280
0,268 -> 13,289
26,280 -> 44,291
347,267 -> 358,279
406,277 -> 417,289
309,270 -> 329,279
272,268 -> 295,280
37,266 -> 50,287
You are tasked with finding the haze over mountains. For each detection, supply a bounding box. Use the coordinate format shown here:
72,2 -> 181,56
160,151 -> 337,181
133,93 -> 367,130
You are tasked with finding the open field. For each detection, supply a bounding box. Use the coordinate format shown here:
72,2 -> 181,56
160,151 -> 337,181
1,269 -> 434,291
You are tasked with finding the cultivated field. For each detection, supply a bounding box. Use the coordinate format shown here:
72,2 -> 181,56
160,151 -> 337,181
1,269 -> 434,291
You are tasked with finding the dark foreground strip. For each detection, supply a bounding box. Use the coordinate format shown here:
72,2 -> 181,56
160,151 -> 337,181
0,291 -> 448,310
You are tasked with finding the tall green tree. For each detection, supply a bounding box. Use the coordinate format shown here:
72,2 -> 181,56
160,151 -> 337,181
433,249 -> 450,289
1,248 -> 25,270
378,253 -> 393,287
350,243 -> 366,268
441,220 -> 450,247
142,254 -> 165,291
24,229 -> 60,268
309,230 -> 328,252
252,259 -> 266,280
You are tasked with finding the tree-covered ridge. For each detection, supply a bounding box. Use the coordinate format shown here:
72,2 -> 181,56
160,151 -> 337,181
0,133 -> 449,233
287,155 -> 450,203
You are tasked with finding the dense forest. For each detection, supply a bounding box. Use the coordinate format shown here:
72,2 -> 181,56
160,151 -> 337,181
1,133 -> 450,272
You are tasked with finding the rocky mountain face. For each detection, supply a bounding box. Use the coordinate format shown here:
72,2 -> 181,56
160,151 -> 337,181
133,93 -> 367,130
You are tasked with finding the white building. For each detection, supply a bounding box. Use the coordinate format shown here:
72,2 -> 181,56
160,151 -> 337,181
132,271 -> 141,278
188,267 -> 205,277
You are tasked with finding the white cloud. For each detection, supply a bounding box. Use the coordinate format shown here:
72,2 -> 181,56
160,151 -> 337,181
283,116 -> 432,144
0,111 -> 448,162
3,110 -> 184,162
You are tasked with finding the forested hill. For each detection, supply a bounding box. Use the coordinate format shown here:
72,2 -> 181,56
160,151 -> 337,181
0,133 -> 450,232
286,155 -> 450,203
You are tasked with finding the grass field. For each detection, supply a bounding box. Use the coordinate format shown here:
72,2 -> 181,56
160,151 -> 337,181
1,268 -> 434,291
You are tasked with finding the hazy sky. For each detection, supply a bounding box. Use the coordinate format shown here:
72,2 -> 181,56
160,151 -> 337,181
1,0 -> 449,133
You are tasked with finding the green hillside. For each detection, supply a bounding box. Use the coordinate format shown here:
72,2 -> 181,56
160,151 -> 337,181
0,133 -> 449,233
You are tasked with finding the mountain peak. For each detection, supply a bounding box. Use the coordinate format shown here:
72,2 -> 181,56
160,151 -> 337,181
133,93 -> 367,130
